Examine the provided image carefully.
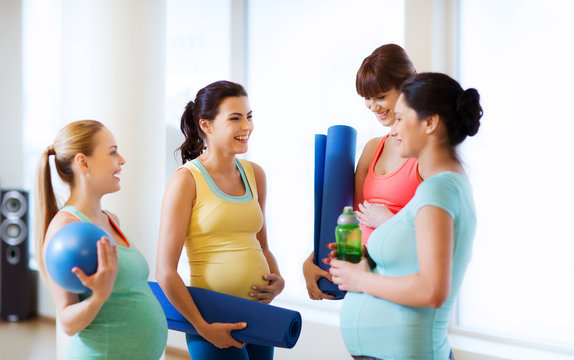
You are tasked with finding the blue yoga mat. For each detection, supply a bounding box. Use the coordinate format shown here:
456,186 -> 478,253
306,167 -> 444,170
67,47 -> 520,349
314,125 -> 357,300
313,134 -> 327,266
148,282 -> 302,349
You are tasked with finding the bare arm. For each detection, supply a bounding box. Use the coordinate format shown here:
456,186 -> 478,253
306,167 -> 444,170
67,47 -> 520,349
44,214 -> 118,336
156,168 -> 245,349
330,206 -> 453,308
248,161 -> 285,304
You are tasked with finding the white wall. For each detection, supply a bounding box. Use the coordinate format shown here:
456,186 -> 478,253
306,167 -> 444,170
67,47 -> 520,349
404,0 -> 458,76
59,0 -> 166,276
0,0 -> 23,189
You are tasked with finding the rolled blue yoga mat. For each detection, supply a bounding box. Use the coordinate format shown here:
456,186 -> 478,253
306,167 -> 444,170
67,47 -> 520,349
314,125 -> 357,300
148,281 -> 302,349
313,134 -> 327,266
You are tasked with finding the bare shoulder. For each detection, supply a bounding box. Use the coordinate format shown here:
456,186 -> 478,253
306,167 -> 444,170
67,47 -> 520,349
246,160 -> 265,177
167,166 -> 196,193
366,136 -> 384,147
362,137 -> 383,157
357,136 -> 383,167
163,166 -> 196,205
245,161 -> 267,201
172,165 -> 196,185
103,211 -> 120,226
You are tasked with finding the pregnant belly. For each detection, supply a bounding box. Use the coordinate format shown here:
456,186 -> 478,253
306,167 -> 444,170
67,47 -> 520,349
189,249 -> 270,299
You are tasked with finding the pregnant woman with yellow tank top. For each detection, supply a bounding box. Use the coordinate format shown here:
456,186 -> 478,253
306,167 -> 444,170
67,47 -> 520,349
156,80 -> 284,360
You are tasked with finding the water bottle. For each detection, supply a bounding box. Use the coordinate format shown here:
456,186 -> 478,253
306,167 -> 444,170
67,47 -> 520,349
335,206 -> 362,263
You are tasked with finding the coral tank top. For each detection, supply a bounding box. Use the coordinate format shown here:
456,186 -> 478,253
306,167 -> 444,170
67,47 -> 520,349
361,135 -> 421,243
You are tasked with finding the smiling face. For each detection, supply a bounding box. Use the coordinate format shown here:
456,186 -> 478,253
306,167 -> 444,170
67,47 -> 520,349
84,127 -> 125,194
203,96 -> 253,156
363,87 -> 401,127
391,94 -> 428,158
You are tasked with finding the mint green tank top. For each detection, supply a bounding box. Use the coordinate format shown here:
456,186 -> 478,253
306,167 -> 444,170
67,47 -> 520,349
60,206 -> 167,360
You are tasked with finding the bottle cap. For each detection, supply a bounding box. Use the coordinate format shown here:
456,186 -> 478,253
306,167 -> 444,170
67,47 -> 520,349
337,206 -> 359,225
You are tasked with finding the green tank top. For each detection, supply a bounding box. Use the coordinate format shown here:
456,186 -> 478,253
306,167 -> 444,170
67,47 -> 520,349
60,206 -> 167,360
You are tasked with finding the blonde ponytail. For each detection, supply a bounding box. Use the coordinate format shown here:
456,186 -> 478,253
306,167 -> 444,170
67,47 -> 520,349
34,120 -> 105,279
34,146 -> 59,279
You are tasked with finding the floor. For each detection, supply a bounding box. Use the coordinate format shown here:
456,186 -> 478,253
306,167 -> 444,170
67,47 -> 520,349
0,316 -> 190,360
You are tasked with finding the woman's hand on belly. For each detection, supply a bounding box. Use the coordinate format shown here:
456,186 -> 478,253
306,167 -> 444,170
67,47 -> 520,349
249,273 -> 285,304
356,201 -> 394,228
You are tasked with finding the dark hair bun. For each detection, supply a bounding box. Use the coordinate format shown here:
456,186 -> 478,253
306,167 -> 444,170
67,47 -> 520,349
456,88 -> 482,137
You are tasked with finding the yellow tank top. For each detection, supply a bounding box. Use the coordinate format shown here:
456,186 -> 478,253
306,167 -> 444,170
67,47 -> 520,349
181,158 -> 270,299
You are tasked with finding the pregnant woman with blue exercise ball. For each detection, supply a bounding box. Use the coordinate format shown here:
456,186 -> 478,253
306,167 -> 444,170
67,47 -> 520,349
156,80 -> 284,360
35,120 -> 167,359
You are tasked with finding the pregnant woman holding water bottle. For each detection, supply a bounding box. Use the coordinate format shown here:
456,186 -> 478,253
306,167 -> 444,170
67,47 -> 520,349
303,44 -> 421,300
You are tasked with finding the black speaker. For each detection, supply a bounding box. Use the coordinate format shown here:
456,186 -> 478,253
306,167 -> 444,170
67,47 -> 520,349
0,189 -> 37,321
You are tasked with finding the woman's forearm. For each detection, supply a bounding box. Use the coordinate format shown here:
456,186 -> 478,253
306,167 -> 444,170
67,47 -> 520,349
262,248 -> 281,276
156,269 -> 209,332
359,271 -> 448,308
56,291 -> 107,336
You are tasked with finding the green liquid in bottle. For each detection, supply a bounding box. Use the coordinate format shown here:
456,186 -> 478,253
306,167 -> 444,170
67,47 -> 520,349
337,251 -> 362,264
335,207 -> 362,264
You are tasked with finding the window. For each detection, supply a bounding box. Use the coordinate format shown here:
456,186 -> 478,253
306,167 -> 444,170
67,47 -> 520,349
246,0 -> 405,305
456,0 -> 574,350
165,0 -> 232,170
165,0 -> 232,278
21,0 -> 63,269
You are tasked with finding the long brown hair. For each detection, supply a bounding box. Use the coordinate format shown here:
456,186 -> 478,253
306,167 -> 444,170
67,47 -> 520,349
34,120 -> 105,277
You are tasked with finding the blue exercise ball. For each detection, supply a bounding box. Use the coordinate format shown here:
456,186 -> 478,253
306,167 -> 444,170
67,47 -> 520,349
45,222 -> 113,294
